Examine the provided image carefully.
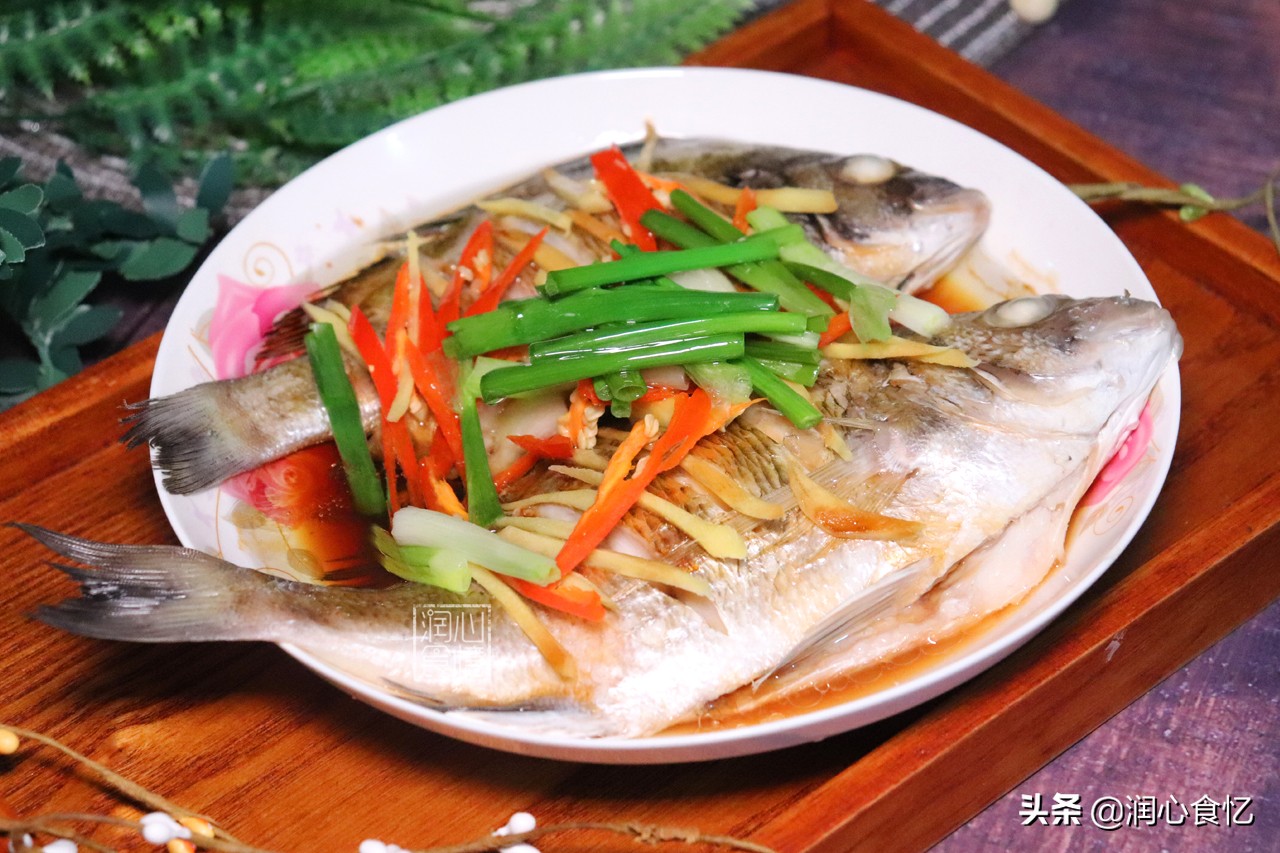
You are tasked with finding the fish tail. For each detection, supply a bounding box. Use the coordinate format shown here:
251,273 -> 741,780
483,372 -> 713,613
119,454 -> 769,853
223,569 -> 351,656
20,524 -> 267,643
120,352 -> 357,495
121,386 -> 253,495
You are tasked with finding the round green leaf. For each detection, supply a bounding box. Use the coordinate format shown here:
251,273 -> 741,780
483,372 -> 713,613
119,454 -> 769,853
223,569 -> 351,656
118,237 -> 199,280
54,304 -> 123,346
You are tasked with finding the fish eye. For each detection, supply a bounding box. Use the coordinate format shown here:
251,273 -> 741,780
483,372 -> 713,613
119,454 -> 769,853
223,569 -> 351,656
840,155 -> 897,185
983,295 -> 1058,327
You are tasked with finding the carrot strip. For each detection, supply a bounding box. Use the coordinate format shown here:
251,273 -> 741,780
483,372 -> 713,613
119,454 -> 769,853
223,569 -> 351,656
556,389 -> 715,573
492,453 -> 540,493
732,186 -> 758,233
819,311 -> 853,348
636,171 -> 689,197
381,425 -> 401,517
466,227 -> 547,318
597,418 -> 652,496
420,461 -> 468,518
403,337 -> 464,474
385,263 -> 414,358
591,146 -> 661,251
507,577 -> 606,622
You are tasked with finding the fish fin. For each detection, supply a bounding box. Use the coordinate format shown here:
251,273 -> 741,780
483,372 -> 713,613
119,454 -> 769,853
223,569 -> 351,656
120,387 -> 249,494
445,707 -> 617,738
752,556 -> 935,691
253,305 -> 314,367
19,524 -> 269,643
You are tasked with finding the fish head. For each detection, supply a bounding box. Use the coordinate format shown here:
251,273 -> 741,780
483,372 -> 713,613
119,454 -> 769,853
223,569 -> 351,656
937,294 -> 1181,437
645,140 -> 990,292
788,155 -> 991,293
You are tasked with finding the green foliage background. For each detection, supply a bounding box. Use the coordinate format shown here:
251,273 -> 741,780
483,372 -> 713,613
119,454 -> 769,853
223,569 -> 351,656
0,0 -> 751,408
1,0 -> 753,185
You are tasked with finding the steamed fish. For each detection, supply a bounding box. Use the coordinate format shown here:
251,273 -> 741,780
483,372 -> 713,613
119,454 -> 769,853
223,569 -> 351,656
31,294 -> 1180,737
124,137 -> 989,495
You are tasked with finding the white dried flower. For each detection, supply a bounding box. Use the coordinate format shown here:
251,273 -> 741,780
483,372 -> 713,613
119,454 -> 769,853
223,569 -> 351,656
139,813 -> 191,846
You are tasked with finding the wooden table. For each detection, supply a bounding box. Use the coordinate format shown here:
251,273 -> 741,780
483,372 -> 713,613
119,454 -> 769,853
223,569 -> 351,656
2,1 -> 1278,851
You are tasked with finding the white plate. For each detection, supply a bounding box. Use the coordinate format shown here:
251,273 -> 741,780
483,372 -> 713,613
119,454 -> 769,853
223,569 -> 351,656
151,67 -> 1179,763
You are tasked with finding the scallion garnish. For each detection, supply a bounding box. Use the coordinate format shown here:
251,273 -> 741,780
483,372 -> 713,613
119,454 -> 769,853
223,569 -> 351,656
753,357 -> 820,387
743,339 -> 821,365
528,312 -> 807,360
735,356 -> 823,429
461,396 -> 503,527
445,288 -> 778,359
541,231 -> 792,296
481,335 -> 745,403
671,189 -> 745,243
304,322 -> 385,517
639,209 -> 833,326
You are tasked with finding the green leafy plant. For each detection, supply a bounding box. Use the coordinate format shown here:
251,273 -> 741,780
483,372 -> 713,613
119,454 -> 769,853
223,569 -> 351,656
0,154 -> 230,409
0,0 -> 753,185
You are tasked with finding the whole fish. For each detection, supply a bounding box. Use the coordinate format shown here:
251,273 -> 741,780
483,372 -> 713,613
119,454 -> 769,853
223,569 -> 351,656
123,137 -> 989,495
32,294 -> 1180,738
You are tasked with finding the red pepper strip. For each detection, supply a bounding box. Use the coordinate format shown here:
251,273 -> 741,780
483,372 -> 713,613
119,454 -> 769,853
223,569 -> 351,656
576,378 -> 605,407
591,146 -> 661,251
819,311 -> 853,348
425,432 -> 455,478
487,344 -> 529,361
634,384 -> 685,404
348,307 -> 396,408
387,419 -> 424,507
492,434 -> 574,493
508,434 -> 574,457
441,221 -> 494,326
403,338 -> 465,476
556,389 -> 715,573
351,306 -> 414,513
507,577 -> 606,622
466,227 -> 548,318
732,186 -> 758,233
807,283 -> 842,312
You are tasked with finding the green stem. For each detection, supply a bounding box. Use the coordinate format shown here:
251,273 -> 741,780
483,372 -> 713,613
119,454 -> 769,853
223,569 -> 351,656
735,356 -> 822,429
481,336 -> 744,402
528,312 -> 806,360
445,288 -> 777,359
542,232 -> 786,295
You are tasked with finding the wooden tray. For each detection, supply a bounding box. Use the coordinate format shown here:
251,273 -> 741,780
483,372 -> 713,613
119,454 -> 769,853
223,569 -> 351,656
3,1 -> 1279,849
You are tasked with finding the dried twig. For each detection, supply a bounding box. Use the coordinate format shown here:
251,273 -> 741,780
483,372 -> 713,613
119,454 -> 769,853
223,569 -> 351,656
1070,166 -> 1280,255
414,821 -> 777,853
0,724 -> 775,853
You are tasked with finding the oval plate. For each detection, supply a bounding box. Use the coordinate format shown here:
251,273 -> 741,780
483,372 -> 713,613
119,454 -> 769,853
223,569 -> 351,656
151,67 -> 1180,764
